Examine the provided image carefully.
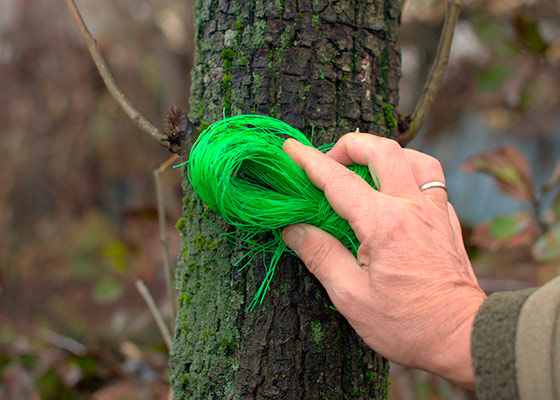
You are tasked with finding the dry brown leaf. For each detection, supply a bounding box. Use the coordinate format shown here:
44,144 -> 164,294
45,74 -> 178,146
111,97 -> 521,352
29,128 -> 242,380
462,146 -> 535,201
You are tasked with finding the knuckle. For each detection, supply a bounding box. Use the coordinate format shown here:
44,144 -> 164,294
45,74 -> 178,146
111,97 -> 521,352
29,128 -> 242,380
343,131 -> 361,139
387,212 -> 407,233
337,132 -> 361,147
323,164 -> 363,193
404,149 -> 444,178
377,206 -> 411,238
423,155 -> 444,176
377,137 -> 402,154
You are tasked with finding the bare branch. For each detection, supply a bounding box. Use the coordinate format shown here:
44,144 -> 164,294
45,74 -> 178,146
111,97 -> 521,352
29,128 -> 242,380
158,153 -> 180,174
398,0 -> 462,146
154,154 -> 179,330
135,279 -> 173,351
38,328 -> 88,356
64,0 -> 169,147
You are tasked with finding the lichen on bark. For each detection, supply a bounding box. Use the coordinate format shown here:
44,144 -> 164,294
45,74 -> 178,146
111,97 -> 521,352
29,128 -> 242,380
170,0 -> 401,398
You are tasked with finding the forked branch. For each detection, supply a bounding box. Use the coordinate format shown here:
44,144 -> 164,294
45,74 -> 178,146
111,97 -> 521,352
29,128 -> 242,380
398,0 -> 462,146
64,0 -> 170,148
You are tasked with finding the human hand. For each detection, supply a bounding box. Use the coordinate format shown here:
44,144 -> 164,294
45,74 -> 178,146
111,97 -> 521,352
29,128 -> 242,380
281,133 -> 486,390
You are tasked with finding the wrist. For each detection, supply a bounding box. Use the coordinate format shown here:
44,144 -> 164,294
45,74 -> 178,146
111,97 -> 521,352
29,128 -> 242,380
427,295 -> 485,390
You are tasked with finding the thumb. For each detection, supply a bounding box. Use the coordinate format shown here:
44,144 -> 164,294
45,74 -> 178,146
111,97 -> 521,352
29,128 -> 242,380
282,223 -> 367,307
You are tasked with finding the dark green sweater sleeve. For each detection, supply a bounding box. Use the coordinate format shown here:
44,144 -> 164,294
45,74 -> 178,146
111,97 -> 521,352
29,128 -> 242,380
472,276 -> 560,400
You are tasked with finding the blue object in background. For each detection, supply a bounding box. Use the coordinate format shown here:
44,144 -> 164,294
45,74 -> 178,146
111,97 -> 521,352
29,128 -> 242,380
410,113 -> 560,226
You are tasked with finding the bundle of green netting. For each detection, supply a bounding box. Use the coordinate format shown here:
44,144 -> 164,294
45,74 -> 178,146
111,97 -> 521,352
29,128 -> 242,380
179,114 -> 379,309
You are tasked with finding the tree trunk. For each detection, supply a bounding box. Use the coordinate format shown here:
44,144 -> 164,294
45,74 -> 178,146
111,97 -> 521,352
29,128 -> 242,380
170,0 -> 401,399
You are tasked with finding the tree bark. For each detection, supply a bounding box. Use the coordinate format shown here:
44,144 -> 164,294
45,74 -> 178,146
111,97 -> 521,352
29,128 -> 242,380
170,0 -> 401,399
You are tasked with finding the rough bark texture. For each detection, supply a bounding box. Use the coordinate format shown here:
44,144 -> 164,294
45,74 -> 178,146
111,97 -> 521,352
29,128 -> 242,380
170,0 -> 401,399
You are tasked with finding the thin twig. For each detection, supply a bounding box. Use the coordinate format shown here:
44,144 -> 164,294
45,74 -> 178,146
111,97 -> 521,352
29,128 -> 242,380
154,154 -> 179,330
158,153 -> 180,174
64,0 -> 169,147
398,0 -> 462,146
38,328 -> 88,356
135,279 -> 173,351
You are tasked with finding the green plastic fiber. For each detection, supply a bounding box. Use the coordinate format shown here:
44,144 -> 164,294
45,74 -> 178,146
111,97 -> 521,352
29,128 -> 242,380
178,114 -> 379,309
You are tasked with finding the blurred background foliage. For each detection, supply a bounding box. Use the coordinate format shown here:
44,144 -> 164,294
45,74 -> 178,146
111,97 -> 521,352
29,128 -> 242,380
0,0 -> 559,399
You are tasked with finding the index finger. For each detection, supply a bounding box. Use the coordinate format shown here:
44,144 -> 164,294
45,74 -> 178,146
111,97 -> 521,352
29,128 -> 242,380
283,138 -> 384,240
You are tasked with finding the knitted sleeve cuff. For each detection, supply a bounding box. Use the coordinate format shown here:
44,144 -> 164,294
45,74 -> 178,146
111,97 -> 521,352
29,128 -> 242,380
471,287 -> 536,400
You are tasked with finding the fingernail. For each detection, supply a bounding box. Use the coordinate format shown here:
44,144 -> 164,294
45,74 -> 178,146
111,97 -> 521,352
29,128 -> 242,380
282,224 -> 304,252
